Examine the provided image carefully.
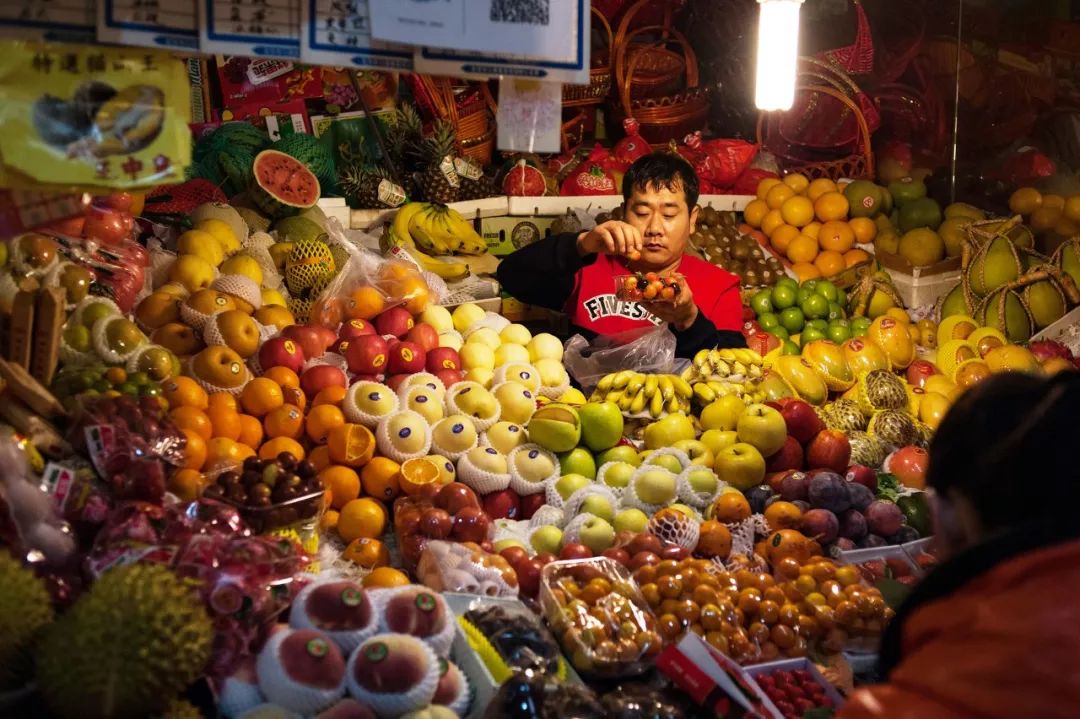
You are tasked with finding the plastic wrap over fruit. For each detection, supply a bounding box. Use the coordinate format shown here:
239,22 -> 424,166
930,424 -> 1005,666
481,668 -> 605,719
416,539 -> 519,597
462,601 -> 564,678
0,434 -> 77,568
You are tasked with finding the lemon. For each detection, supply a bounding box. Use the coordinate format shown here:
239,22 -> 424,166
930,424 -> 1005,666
261,288 -> 288,307
195,219 -> 241,256
177,230 -> 224,267
220,254 -> 264,285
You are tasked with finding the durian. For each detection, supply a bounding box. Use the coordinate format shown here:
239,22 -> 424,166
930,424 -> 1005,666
156,698 -> 205,719
0,552 -> 54,688
36,563 -> 212,719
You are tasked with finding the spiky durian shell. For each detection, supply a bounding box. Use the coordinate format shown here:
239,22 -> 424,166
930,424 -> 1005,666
0,552 -> 54,689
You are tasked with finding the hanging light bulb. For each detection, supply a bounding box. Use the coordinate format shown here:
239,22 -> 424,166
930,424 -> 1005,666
754,0 -> 805,111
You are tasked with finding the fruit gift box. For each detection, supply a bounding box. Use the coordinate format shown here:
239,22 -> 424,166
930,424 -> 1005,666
744,658 -> 845,718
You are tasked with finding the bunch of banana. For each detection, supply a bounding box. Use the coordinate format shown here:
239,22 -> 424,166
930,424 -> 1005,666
588,372 -> 693,418
682,348 -> 767,384
381,203 -> 471,281
407,202 -> 488,256
691,379 -> 767,407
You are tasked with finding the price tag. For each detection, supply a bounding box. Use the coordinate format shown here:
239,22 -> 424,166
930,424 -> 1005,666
84,424 -> 116,478
299,0 -> 412,70
0,0 -> 95,43
97,0 -> 199,51
198,0 -> 300,58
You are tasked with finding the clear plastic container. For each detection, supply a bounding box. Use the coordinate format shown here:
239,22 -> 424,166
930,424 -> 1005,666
218,488 -> 324,534
613,273 -> 681,302
539,557 -> 660,677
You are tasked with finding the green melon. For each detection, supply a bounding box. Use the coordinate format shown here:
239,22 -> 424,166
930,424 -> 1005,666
272,216 -> 324,244
968,236 -> 1022,296
251,150 -> 320,219
189,202 -> 248,245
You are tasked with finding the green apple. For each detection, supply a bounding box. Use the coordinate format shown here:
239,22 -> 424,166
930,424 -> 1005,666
672,439 -> 714,468
699,429 -> 739,458
559,447 -> 597,480
579,516 -> 616,553
713,442 -> 766,491
527,404 -> 581,453
419,305 -> 455,333
736,403 -> 788,457
614,508 -> 649,534
596,445 -> 640,467
600,461 -> 636,489
527,333 -> 563,362
554,473 -> 590,500
647,454 -> 684,475
493,538 -> 527,553
579,495 -> 614,522
685,467 -> 720,496
700,394 -> 747,431
500,323 -> 533,346
530,525 -> 564,555
454,384 -> 500,420
643,412 -> 695,450
578,401 -> 624,452
633,468 -> 678,505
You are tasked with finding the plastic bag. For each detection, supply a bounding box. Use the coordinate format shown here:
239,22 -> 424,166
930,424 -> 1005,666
416,539 -> 519,597
563,325 -> 677,392
561,144 -> 619,196
688,135 -> 759,189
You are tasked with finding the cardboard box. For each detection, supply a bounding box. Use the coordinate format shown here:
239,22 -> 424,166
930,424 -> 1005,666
874,249 -> 962,309
481,215 -> 558,255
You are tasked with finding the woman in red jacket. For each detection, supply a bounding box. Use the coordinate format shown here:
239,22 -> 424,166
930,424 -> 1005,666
497,153 -> 745,358
839,372 -> 1080,719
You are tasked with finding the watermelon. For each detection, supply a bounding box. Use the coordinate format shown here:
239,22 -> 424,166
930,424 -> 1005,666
271,133 -> 336,192
250,150 -> 321,219
193,122 -> 269,163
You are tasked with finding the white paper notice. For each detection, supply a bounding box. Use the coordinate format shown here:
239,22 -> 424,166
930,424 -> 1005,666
97,0 -> 199,51
496,78 -> 561,154
299,0 -> 412,70
369,0 -> 578,62
198,0 -> 300,58
0,0 -> 95,43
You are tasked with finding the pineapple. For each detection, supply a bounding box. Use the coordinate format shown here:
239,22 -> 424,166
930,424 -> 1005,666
455,156 -> 497,201
338,162 -> 405,209
417,120 -> 461,204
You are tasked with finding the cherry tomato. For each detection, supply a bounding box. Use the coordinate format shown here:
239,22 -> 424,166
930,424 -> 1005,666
83,207 -> 133,244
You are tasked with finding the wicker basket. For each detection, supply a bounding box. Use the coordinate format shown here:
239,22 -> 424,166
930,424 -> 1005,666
413,75 -> 496,165
561,108 -> 589,153
563,8 -> 615,108
613,0 -> 687,99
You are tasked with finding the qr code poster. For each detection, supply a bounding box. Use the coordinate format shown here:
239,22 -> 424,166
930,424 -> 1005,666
369,0 -> 580,65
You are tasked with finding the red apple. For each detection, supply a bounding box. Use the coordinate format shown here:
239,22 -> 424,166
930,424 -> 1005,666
482,489 -> 521,520
338,319 -> 376,342
434,368 -> 463,387
628,551 -> 660,570
745,330 -> 781,357
282,324 -> 325,359
806,430 -> 851,473
500,545 -> 529,568
351,373 -> 384,384
559,543 -> 593,561
405,323 -> 439,353
434,483 -> 480,514
660,544 -> 690,561
313,325 -> 337,352
780,399 -> 826,444
345,334 -> 389,374
387,341 -> 426,375
905,359 -> 940,389
375,306 -> 414,338
426,347 -> 461,374
601,547 -> 631,566
519,492 -> 546,520
845,464 -> 877,492
301,364 -> 347,398
626,533 -> 663,556
515,558 -> 543,597
533,552 -> 557,566
258,336 -> 305,374
765,435 -> 805,473
884,446 -> 929,489
385,374 -> 410,392
1029,339 -> 1072,363
451,506 -> 491,543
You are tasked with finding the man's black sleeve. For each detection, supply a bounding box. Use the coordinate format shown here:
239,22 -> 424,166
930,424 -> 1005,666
672,312 -> 747,358
496,232 -> 591,310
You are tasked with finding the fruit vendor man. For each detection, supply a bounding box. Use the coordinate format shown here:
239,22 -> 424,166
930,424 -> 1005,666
497,153 -> 746,359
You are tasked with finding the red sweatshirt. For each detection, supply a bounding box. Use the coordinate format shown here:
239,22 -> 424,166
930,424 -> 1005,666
497,233 -> 745,358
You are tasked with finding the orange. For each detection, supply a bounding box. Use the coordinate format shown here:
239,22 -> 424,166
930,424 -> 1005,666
262,366 -> 300,390
170,406 -> 212,441
1029,206 -> 1061,233
311,296 -> 345,328
806,177 -> 838,201
264,403 -> 305,440
1064,195 -> 1080,223
743,199 -> 770,228
791,262 -> 822,282
813,191 -> 849,222
338,497 -> 387,542
391,275 -> 430,314
237,414 -> 264,449
360,456 -> 401,501
848,216 -> 877,244
781,173 -> 809,194
764,501 -> 804,531
1042,194 -> 1065,211
328,423 -> 376,467
105,367 -> 127,385
204,437 -> 244,473
814,250 -> 845,278
283,385 -> 307,413
696,520 -> 732,559
207,392 -> 238,413
258,436 -> 306,462
342,537 -> 391,569
786,234 -> 819,264
756,177 -> 783,200
319,465 -> 361,509
168,469 -> 206,502
241,377 -> 284,417
398,457 -> 440,496
818,220 -> 855,253
180,429 -> 207,470
313,386 -> 347,407
709,492 -> 752,523
1008,187 -> 1042,215
765,183 -> 796,211
347,286 -> 386,320
769,224 -> 800,254
801,221 -> 822,240
1054,217 -> 1080,237
362,566 -> 410,589
306,404 -> 346,444
844,248 -> 872,268
780,195 -> 814,227
765,529 -> 813,565
309,445 -> 332,472
321,509 -> 340,533
207,406 -> 242,441
760,209 -> 786,238
162,376 -> 208,410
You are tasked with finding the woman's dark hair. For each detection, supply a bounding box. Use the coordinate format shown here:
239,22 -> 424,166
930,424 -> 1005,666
622,153 -> 700,210
928,371 -> 1080,531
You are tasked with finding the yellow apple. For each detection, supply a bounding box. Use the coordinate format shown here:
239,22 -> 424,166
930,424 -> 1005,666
219,254 -> 264,286
254,305 -> 295,332
460,342 -> 495,371
135,291 -> 181,330
152,322 -> 206,356
262,288 -> 288,308
190,345 -> 247,389
184,289 -> 237,318
169,255 -> 216,293
212,309 -> 260,358
466,327 -> 502,350
494,343 -> 530,367
177,229 -> 224,266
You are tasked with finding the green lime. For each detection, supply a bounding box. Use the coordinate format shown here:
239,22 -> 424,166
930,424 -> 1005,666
807,319 -> 828,332
758,312 -> 780,331
93,379 -> 111,393
801,294 -> 829,320
796,286 -> 815,306
750,289 -> 774,316
815,280 -> 839,303
781,340 -> 801,355
140,385 -> 162,397
117,382 -> 140,395
801,326 -> 826,344
779,307 -> 806,333
770,327 -> 790,340
771,285 -> 797,310
776,277 -> 798,291
827,302 -> 846,321
826,322 -> 852,344
128,371 -> 150,386
851,316 -> 872,333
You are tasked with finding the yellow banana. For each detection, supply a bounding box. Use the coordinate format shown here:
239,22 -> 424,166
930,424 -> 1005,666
610,371 -> 633,390
644,375 -> 659,398
732,361 -> 749,376
617,390 -> 635,412
625,373 -> 645,397
694,383 -> 716,404
711,358 -> 732,377
410,207 -> 457,254
665,395 -> 681,414
717,349 -> 736,363
649,390 -> 665,418
444,208 -> 488,255
693,349 -> 711,369
629,389 -> 647,415
658,375 -> 675,401
434,209 -> 463,253
671,375 -> 693,399
596,374 -> 615,394
391,202 -> 429,242
680,365 -> 695,383
383,226 -> 470,281
605,389 -> 624,406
